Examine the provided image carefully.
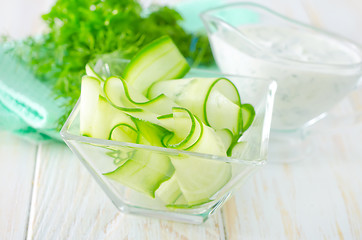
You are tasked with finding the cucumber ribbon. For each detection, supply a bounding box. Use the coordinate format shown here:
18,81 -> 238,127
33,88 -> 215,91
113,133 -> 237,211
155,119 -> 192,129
79,36 -> 255,207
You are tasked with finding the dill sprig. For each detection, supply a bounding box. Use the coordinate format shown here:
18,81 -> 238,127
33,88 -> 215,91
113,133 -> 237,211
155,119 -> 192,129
9,0 -> 214,129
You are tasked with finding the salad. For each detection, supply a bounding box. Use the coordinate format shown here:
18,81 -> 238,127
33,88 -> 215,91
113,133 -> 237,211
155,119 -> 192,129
79,36 -> 255,207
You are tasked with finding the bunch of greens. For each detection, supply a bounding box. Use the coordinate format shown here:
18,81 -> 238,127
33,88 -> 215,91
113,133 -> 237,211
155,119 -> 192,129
10,0 -> 214,128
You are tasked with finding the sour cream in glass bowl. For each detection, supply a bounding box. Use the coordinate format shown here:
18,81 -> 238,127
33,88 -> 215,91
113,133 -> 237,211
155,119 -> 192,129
201,2 -> 362,162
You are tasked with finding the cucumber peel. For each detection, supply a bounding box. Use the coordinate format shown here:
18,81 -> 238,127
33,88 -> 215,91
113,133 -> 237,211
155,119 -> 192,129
85,64 -> 104,81
123,35 -> 190,95
241,103 -> 256,132
109,123 -> 138,143
158,107 -> 202,150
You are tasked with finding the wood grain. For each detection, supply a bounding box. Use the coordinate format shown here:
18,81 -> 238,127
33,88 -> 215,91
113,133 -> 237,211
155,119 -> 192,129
0,131 -> 37,240
302,0 -> 362,44
0,0 -> 55,39
27,142 -> 225,240
1,0 -> 362,239
223,126 -> 362,240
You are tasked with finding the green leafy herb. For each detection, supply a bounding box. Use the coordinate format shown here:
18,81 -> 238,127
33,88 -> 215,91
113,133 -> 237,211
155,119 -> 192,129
8,0 -> 214,129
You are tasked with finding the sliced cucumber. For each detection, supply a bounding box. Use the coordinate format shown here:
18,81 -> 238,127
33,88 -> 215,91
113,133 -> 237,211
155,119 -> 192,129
205,80 -> 242,137
166,195 -> 211,209
109,123 -> 138,143
241,103 -> 256,132
104,118 -> 173,198
125,110 -> 163,127
123,35 -> 190,95
148,77 -> 243,141
90,96 -> 114,139
173,195 -> 188,205
187,120 -> 227,155
170,117 -> 231,205
104,149 -> 174,198
230,141 -> 248,158
138,107 -> 230,206
132,117 -> 170,147
80,76 -> 101,136
85,64 -> 104,81
171,155 -> 231,205
215,129 -> 234,151
79,36 -> 256,208
156,175 -> 182,204
148,77 -> 212,120
104,76 -> 178,115
158,107 -> 202,150
91,96 -> 135,139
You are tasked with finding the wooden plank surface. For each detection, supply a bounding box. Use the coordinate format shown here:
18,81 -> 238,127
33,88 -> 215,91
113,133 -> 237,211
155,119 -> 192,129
27,142 -> 225,240
302,0 -> 362,44
0,131 -> 37,240
222,120 -> 362,239
0,0 -> 54,39
0,0 -> 362,239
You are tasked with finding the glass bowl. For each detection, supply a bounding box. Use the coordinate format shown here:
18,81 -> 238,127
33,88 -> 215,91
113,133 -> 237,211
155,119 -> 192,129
201,2 -> 362,131
60,68 -> 276,224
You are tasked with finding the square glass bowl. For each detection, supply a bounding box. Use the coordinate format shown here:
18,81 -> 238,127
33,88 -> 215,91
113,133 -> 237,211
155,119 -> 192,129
60,68 -> 276,224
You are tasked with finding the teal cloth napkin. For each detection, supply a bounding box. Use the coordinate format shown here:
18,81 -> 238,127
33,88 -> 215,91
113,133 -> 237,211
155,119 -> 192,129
0,46 -> 66,141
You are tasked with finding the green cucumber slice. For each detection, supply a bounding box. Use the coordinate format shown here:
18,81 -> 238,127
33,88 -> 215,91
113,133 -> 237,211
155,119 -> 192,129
148,77 -> 244,141
104,118 -> 174,198
80,76 -> 101,136
230,141 -> 248,158
186,120 -> 227,155
158,107 -> 202,150
85,64 -> 104,81
204,79 -> 242,138
173,195 -> 188,206
241,103 -> 256,132
166,195 -> 212,209
170,120 -> 231,205
84,65 -> 107,98
90,96 -> 114,139
104,76 -> 178,115
147,77 -> 212,120
132,118 -> 170,147
215,129 -> 233,151
91,96 -> 135,139
104,150 -> 174,198
156,175 -> 182,204
123,35 -> 190,95
109,123 -> 138,143
171,155 -> 231,205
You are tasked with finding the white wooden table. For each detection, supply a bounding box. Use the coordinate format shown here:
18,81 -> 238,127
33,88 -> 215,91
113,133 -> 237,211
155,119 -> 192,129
1,0 -> 362,239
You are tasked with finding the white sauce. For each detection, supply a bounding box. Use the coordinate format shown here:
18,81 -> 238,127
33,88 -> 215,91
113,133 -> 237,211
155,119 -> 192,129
210,25 -> 362,130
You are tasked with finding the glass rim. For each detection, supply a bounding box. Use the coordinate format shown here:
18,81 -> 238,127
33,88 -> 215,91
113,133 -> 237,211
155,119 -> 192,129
60,67 -> 277,166
60,101 -> 266,166
200,2 -> 362,70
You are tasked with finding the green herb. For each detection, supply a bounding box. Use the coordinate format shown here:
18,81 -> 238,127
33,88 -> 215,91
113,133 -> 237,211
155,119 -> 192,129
8,0 -> 214,129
